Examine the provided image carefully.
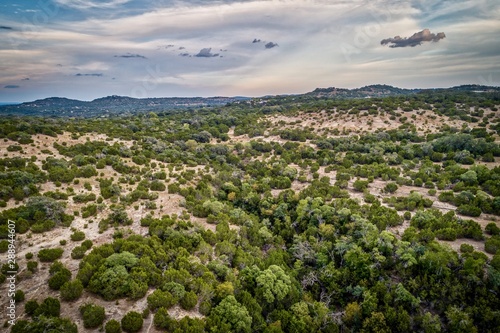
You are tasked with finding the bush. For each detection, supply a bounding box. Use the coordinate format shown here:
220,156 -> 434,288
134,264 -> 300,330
150,180 -> 166,191
180,291 -> 198,310
353,179 -> 369,192
105,319 -> 122,333
27,261 -> 38,273
14,290 -> 25,302
82,239 -> 93,250
384,182 -> 398,194
71,245 -> 87,259
485,236 -> 500,254
460,244 -> 474,253
435,228 -> 457,241
121,311 -> 143,333
48,262 -> 71,290
80,303 -> 106,328
25,299 -> 39,316
38,248 -> 64,262
70,230 -> 86,241
60,279 -> 84,301
34,297 -> 60,317
485,222 -> 500,236
457,204 -> 482,217
147,289 -> 176,310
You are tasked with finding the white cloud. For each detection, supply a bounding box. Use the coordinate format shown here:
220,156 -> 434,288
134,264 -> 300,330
54,0 -> 133,10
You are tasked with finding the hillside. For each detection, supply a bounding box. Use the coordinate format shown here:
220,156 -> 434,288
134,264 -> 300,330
0,96 -> 249,117
0,89 -> 499,332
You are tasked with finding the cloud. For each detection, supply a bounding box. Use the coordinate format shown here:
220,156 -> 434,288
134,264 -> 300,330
0,26 -> 13,30
55,0 -> 132,10
381,29 -> 446,48
265,42 -> 278,49
75,73 -> 103,77
4,85 -> 20,89
22,78 -> 30,81
114,53 -> 147,59
252,38 -> 261,43
195,48 -> 219,57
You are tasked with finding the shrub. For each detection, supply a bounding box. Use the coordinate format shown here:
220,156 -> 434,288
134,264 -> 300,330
71,245 -> 87,259
460,244 -> 474,253
25,299 -> 39,316
485,236 -> 500,254
38,248 -> 64,262
121,311 -> 143,333
70,230 -> 86,241
180,291 -> 198,310
60,279 -> 84,301
80,303 -> 106,328
353,179 -> 369,192
82,239 -> 93,250
457,204 -> 481,217
150,180 -> 166,191
485,223 -> 500,236
435,228 -> 457,241
27,261 -> 38,273
384,182 -> 398,194
105,319 -> 122,333
48,261 -> 71,290
34,297 -> 60,317
14,290 -> 25,302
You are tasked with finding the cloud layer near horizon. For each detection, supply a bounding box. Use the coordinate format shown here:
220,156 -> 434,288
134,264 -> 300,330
0,0 -> 499,101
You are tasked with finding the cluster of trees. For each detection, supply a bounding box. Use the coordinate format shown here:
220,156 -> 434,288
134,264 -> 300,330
0,90 -> 499,332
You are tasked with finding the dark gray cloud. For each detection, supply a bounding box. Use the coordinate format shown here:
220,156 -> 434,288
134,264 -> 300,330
252,38 -> 261,43
4,85 -> 20,89
381,29 -> 446,48
22,78 -> 30,81
179,52 -> 190,57
265,42 -> 278,49
114,53 -> 147,59
195,48 -> 219,57
75,73 -> 103,77
0,26 -> 13,30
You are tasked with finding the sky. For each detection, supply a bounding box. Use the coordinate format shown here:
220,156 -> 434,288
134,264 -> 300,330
0,0 -> 499,102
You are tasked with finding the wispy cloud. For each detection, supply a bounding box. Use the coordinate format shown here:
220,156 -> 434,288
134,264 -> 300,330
54,0 -> 132,10
4,85 -> 20,89
0,26 -> 13,30
381,29 -> 446,48
114,53 -> 147,59
75,73 -> 103,77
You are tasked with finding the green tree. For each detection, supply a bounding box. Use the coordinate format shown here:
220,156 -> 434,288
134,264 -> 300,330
208,295 -> 252,333
34,297 -> 60,317
80,303 -> 106,328
105,319 -> 122,333
60,279 -> 84,301
180,291 -> 198,310
121,311 -> 143,333
445,306 -> 477,333
255,265 -> 292,303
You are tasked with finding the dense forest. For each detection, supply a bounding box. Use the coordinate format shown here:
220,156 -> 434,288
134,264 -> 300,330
0,89 -> 500,332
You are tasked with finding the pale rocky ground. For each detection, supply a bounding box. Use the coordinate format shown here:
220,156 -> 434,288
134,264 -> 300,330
0,104 -> 499,330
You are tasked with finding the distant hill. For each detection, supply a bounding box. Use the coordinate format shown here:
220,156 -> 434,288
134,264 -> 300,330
306,84 -> 500,99
307,84 -> 419,98
1,84 -> 499,117
0,95 -> 250,117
